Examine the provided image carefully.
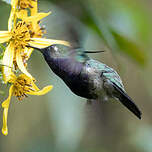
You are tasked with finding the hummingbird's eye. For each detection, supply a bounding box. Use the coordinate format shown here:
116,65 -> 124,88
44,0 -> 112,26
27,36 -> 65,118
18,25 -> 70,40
50,45 -> 58,54
50,44 -> 70,57
53,46 -> 58,52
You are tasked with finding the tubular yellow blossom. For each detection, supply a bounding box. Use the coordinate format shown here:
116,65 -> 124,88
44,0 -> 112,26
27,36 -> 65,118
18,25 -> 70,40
1,73 -> 53,135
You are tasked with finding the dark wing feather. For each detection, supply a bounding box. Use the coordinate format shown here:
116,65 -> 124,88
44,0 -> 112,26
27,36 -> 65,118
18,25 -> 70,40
112,82 -> 142,119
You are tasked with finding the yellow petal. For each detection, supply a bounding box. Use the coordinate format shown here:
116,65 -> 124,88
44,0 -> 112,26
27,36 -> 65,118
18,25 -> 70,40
8,72 -> 17,84
0,31 -> 11,43
29,38 -> 70,49
30,0 -> 38,16
2,43 -> 14,83
11,0 -> 18,9
16,9 -> 28,19
24,12 -> 51,23
8,0 -> 18,31
24,47 -> 33,60
2,85 -> 14,136
2,108 -> 9,136
31,80 -> 40,92
2,85 -> 14,108
27,85 -> 53,95
16,49 -> 34,79
24,12 -> 51,33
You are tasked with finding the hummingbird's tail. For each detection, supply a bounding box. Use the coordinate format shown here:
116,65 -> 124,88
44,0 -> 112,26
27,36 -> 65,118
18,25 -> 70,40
112,82 -> 142,119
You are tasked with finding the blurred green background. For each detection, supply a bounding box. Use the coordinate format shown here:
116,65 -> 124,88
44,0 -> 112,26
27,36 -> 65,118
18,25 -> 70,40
0,0 -> 152,151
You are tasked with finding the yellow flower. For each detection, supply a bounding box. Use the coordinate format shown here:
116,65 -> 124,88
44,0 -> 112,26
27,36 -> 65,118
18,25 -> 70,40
18,12 -> 51,38
18,0 -> 37,15
1,21 -> 32,82
0,0 -> 70,83
19,0 -> 36,9
15,11 -> 52,63
1,73 -> 53,136
0,0 -> 70,136
0,19 -> 70,83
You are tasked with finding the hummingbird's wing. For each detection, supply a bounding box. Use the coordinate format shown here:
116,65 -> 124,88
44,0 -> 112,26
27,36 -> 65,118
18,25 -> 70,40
102,66 -> 142,119
87,59 -> 125,91
101,64 -> 142,119
86,59 -> 142,119
102,64 -> 125,91
67,48 -> 90,63
66,23 -> 84,49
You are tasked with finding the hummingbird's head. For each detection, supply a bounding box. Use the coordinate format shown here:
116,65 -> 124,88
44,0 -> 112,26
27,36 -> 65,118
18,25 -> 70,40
28,44 -> 71,58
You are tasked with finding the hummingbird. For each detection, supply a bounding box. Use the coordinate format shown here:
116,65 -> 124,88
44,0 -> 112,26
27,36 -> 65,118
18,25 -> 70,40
30,44 -> 142,119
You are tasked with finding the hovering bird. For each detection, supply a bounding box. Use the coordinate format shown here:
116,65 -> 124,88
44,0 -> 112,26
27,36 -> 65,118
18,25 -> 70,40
29,44 -> 142,119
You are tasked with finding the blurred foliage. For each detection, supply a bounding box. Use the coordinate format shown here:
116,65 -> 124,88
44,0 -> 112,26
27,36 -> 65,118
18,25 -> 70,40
0,43 -> 6,52
49,0 -> 150,65
1,0 -> 11,4
0,0 -> 152,152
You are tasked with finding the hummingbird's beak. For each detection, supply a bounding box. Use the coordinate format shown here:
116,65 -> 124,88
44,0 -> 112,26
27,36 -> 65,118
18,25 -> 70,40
26,45 -> 43,53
